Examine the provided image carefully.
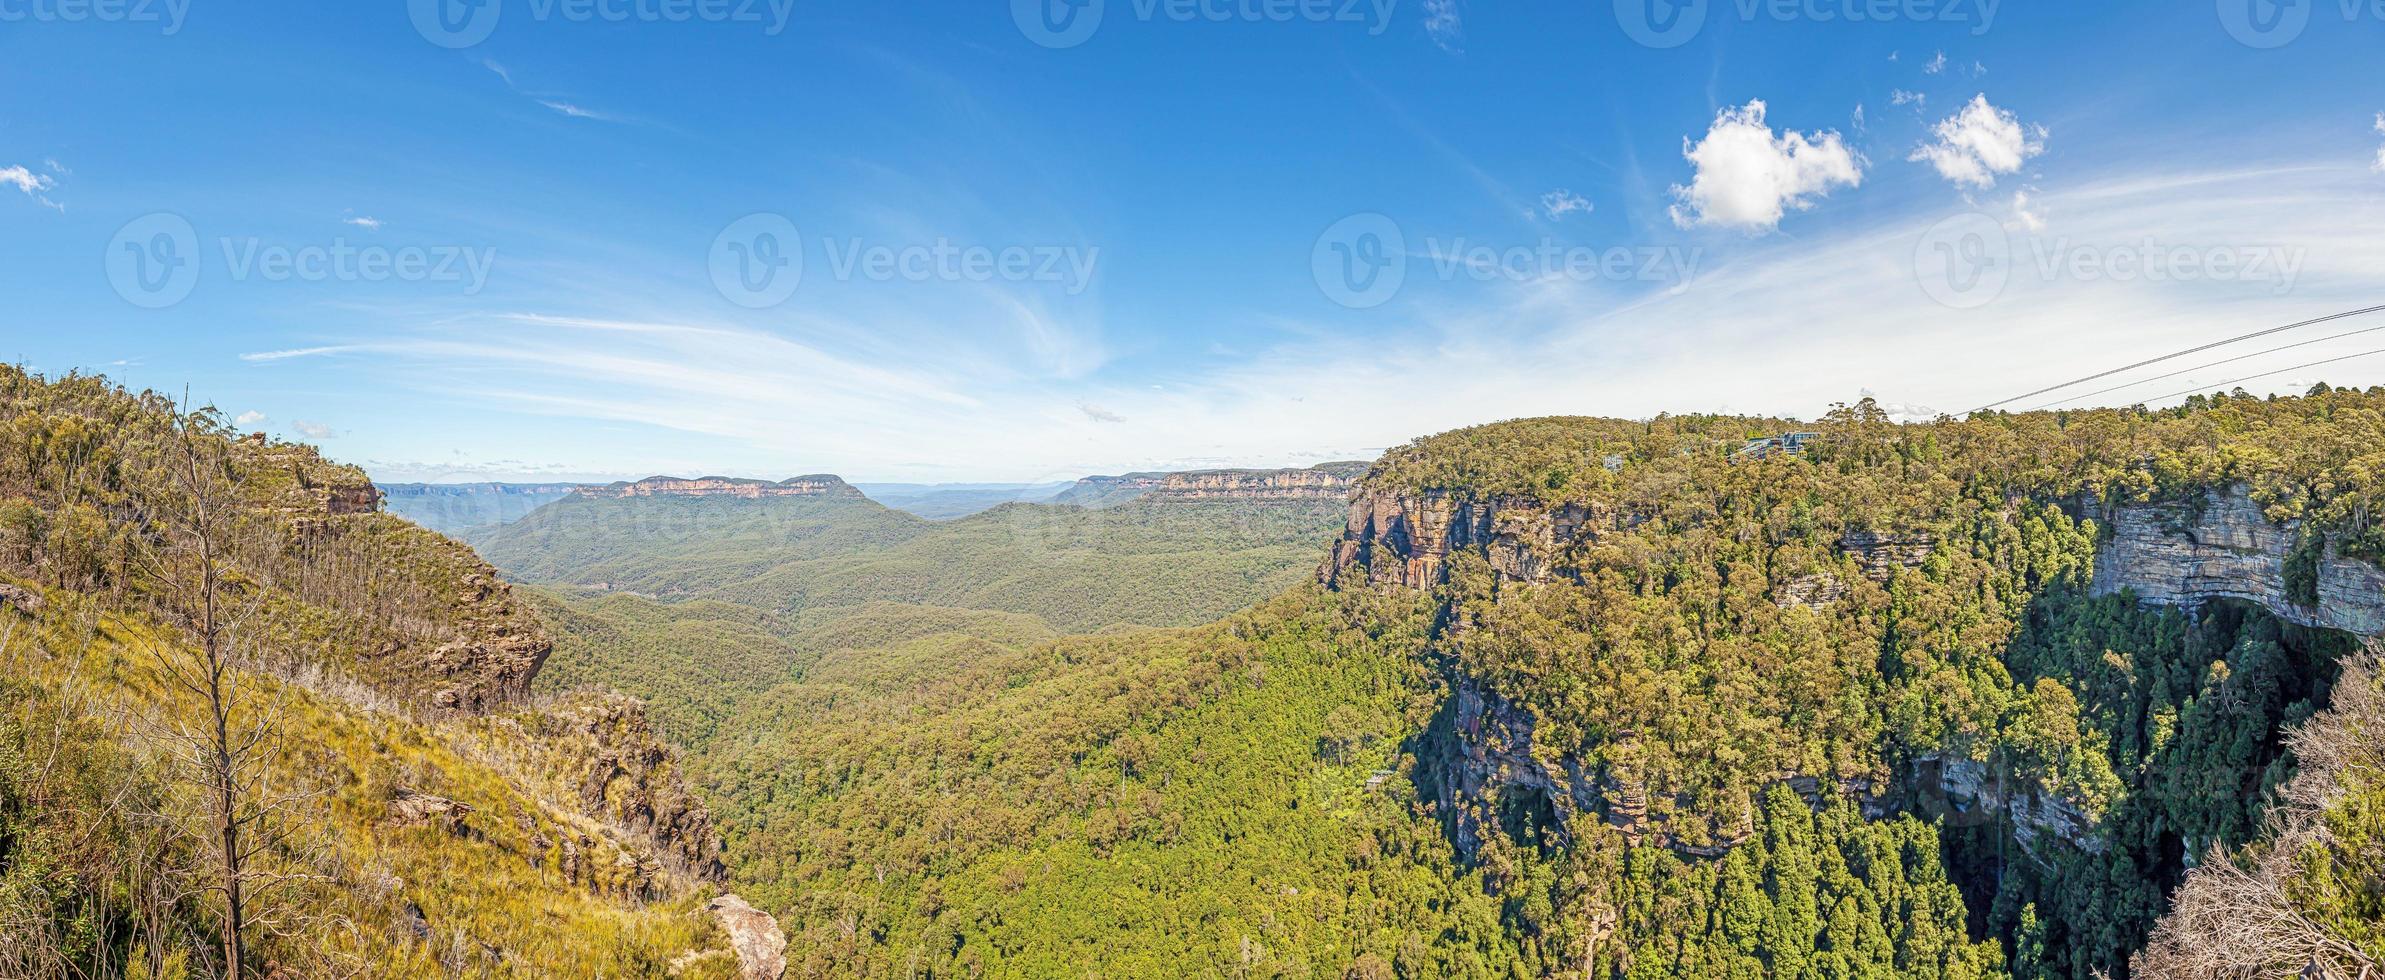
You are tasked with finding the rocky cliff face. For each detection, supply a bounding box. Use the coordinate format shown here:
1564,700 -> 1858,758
415,568 -> 553,713
578,475 -> 862,500
532,690 -> 728,881
2091,486 -> 2385,636
1319,487 -> 1627,590
1142,463 -> 1369,502
1329,479 -> 2132,863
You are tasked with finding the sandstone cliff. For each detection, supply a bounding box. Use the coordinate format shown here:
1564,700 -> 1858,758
2090,486 -> 2385,636
1141,462 -> 1370,502
1323,477 -> 2385,866
1319,487 -> 1626,589
578,475 -> 863,500
530,690 -> 728,881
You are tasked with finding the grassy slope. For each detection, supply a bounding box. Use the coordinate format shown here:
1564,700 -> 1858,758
0,590 -> 741,979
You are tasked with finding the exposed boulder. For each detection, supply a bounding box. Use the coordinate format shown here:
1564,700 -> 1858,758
0,581 -> 43,615
707,894 -> 788,980
385,791 -> 474,836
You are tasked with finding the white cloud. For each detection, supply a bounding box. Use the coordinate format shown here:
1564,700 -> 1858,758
343,215 -> 382,230
1422,0 -> 1462,52
0,165 -> 61,210
1668,101 -> 1864,233
1538,189 -> 1592,220
2011,188 -> 2046,232
292,420 -> 336,439
234,411 -> 268,428
1077,401 -> 1127,423
1924,51 -> 1947,74
1910,94 -> 2045,189
1891,89 -> 1926,109
1852,104 -> 1867,135
0,167 -> 50,195
2372,113 -> 2385,173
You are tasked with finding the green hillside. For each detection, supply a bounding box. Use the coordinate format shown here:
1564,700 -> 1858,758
0,369 -> 759,978
475,493 -> 1348,634
644,390 -> 2385,978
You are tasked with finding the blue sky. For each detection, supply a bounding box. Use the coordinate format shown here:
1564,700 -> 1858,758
4,1 -> 2383,482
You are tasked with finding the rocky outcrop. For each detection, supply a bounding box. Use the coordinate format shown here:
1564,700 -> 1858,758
1423,674 -> 1891,862
707,894 -> 788,980
577,475 -> 862,500
1913,755 -> 2103,858
0,581 -> 44,615
385,791 -> 475,835
1839,530 -> 1935,583
2093,487 -> 2385,637
1320,488 -> 1624,590
1140,462 -> 1370,503
416,570 -> 552,713
534,691 -> 726,881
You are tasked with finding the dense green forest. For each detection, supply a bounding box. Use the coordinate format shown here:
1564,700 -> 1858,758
579,388 -> 2385,978
473,491 -> 1351,634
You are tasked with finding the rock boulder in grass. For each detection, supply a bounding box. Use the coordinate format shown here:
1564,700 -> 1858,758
384,791 -> 474,836
0,582 -> 42,615
706,894 -> 787,980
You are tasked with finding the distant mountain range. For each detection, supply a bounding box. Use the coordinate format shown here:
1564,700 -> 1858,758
382,462 -> 1378,532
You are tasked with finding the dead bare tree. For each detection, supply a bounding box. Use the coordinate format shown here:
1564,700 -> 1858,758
132,403 -> 312,980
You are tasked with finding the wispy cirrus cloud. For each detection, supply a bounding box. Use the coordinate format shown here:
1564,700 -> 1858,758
241,345 -> 359,362
1,164 -> 63,211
